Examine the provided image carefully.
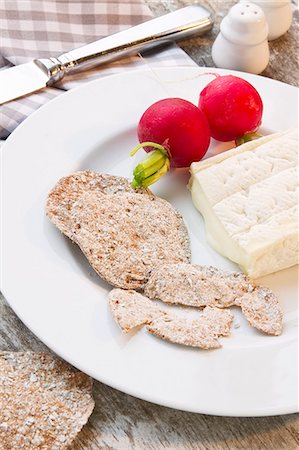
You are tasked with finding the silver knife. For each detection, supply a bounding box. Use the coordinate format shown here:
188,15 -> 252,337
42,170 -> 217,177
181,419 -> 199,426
0,5 -> 213,105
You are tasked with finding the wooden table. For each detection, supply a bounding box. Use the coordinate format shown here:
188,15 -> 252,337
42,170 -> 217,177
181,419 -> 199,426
1,1 -> 298,448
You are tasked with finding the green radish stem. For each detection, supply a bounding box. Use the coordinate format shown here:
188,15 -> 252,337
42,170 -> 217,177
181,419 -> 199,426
130,142 -> 170,189
235,132 -> 262,146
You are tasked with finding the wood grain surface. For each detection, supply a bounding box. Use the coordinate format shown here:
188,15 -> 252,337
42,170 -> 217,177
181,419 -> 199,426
1,1 -> 298,449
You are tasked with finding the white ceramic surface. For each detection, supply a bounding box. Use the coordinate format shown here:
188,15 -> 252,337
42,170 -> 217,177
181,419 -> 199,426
1,67 -> 298,416
222,2 -> 268,45
242,0 -> 293,40
212,2 -> 269,74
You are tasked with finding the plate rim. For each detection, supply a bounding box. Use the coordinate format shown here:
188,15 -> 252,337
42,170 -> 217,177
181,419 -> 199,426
1,65 -> 298,417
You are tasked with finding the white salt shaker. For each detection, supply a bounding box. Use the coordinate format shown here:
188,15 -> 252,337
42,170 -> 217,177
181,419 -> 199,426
212,2 -> 270,74
241,0 -> 293,40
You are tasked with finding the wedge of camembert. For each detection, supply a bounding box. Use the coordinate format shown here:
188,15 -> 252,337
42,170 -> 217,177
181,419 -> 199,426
189,128 -> 298,278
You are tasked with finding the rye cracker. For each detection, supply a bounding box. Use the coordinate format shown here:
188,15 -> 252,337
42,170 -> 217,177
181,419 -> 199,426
147,307 -> 233,350
144,263 -> 283,335
46,170 -> 151,239
108,289 -> 233,349
0,352 -> 94,450
144,263 -> 251,308
109,288 -> 162,333
235,287 -> 283,336
71,191 -> 191,289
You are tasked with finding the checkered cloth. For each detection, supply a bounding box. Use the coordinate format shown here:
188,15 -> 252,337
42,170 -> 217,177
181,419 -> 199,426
0,0 -> 196,140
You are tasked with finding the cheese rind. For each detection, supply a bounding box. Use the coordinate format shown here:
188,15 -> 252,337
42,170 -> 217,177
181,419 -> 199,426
189,128 -> 299,278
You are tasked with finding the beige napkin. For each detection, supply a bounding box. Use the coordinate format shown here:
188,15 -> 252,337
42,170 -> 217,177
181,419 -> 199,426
0,0 -> 196,140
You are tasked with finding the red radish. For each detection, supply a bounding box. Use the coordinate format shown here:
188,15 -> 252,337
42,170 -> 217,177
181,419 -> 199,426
131,98 -> 210,188
198,75 -> 263,142
138,98 -> 210,167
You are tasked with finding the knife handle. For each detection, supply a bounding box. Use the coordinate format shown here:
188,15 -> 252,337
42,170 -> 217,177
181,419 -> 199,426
34,5 -> 213,84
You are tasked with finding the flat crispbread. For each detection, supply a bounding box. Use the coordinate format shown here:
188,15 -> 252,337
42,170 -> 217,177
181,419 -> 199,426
108,289 -> 233,349
195,305 -> 233,337
70,191 -> 191,289
109,288 -> 162,333
235,287 -> 283,336
144,263 -> 283,336
46,170 -> 151,239
147,307 -> 233,350
0,352 -> 94,450
144,263 -> 251,307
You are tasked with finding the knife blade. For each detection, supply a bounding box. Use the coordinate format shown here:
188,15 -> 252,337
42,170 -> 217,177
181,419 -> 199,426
0,5 -> 213,105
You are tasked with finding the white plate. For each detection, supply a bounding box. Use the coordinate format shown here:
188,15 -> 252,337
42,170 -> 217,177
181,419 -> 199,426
1,67 -> 298,416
